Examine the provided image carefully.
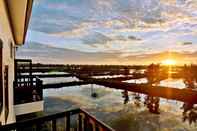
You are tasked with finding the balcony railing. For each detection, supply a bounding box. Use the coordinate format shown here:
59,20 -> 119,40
0,108 -> 114,131
14,59 -> 43,105
14,76 -> 43,104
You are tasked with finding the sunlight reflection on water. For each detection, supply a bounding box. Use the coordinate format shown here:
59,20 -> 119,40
123,78 -> 148,84
159,79 -> 186,89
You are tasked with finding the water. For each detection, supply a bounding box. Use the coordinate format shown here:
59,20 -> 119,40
159,79 -> 186,89
123,78 -> 186,89
92,75 -> 131,79
43,77 -> 197,131
129,69 -> 146,74
123,78 -> 148,84
40,76 -> 80,84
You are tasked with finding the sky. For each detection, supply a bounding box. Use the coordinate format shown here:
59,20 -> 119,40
24,0 -> 197,65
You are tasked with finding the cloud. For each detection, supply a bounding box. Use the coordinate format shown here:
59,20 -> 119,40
30,0 -> 197,34
82,32 -> 112,45
17,42 -> 197,65
26,30 -> 100,52
26,0 -> 197,63
182,42 -> 192,45
128,36 -> 142,41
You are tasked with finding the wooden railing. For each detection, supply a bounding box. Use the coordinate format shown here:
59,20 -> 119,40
13,76 -> 43,105
15,59 -> 33,79
0,108 -> 114,131
14,59 -> 43,105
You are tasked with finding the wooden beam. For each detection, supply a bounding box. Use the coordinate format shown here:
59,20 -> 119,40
43,78 -> 197,104
94,81 -> 197,104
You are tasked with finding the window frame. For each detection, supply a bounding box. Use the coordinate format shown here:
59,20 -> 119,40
0,39 -> 3,115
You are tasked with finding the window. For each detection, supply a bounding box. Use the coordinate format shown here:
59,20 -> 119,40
10,42 -> 13,59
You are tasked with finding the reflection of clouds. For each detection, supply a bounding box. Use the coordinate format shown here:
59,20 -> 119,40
43,83 -> 196,130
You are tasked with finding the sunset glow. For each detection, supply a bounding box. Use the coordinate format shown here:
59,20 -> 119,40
20,0 -> 197,65
162,59 -> 176,66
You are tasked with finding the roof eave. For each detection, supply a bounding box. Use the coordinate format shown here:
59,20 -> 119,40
6,0 -> 34,45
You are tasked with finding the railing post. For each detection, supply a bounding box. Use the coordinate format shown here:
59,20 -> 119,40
52,120 -> 57,131
83,115 -> 87,131
78,114 -> 83,131
89,119 -> 96,131
36,123 -> 42,131
30,60 -> 33,84
36,78 -> 43,100
95,124 -> 100,131
66,112 -> 70,131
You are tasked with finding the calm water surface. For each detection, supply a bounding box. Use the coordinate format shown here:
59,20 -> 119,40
43,77 -> 197,131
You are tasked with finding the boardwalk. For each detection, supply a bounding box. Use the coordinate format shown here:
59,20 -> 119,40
15,61 -> 197,104
95,81 -> 197,104
43,79 -> 197,104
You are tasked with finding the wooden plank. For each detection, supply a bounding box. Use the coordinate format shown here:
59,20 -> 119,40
43,81 -> 89,89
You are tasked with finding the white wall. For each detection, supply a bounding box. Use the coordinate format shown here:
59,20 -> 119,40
0,0 -> 16,125
14,101 -> 44,116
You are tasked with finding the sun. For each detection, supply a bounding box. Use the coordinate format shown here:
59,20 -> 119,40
162,59 -> 176,66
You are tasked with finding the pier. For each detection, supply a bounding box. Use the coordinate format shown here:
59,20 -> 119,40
15,60 -> 197,104
43,78 -> 197,104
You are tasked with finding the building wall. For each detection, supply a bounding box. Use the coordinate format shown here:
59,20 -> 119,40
14,101 -> 44,116
0,0 -> 16,125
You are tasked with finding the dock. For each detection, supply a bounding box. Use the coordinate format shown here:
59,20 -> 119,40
43,79 -> 197,104
15,61 -> 197,104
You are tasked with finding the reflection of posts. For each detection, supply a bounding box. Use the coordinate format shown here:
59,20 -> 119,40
133,93 -> 141,107
182,103 -> 193,113
144,96 -> 160,114
183,65 -> 196,89
32,89 -> 41,101
146,64 -> 161,84
122,90 -> 129,104
181,103 -> 197,124
145,64 -> 161,114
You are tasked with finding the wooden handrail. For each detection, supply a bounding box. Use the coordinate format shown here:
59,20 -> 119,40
14,76 -> 43,104
0,108 -> 114,131
80,109 -> 115,131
